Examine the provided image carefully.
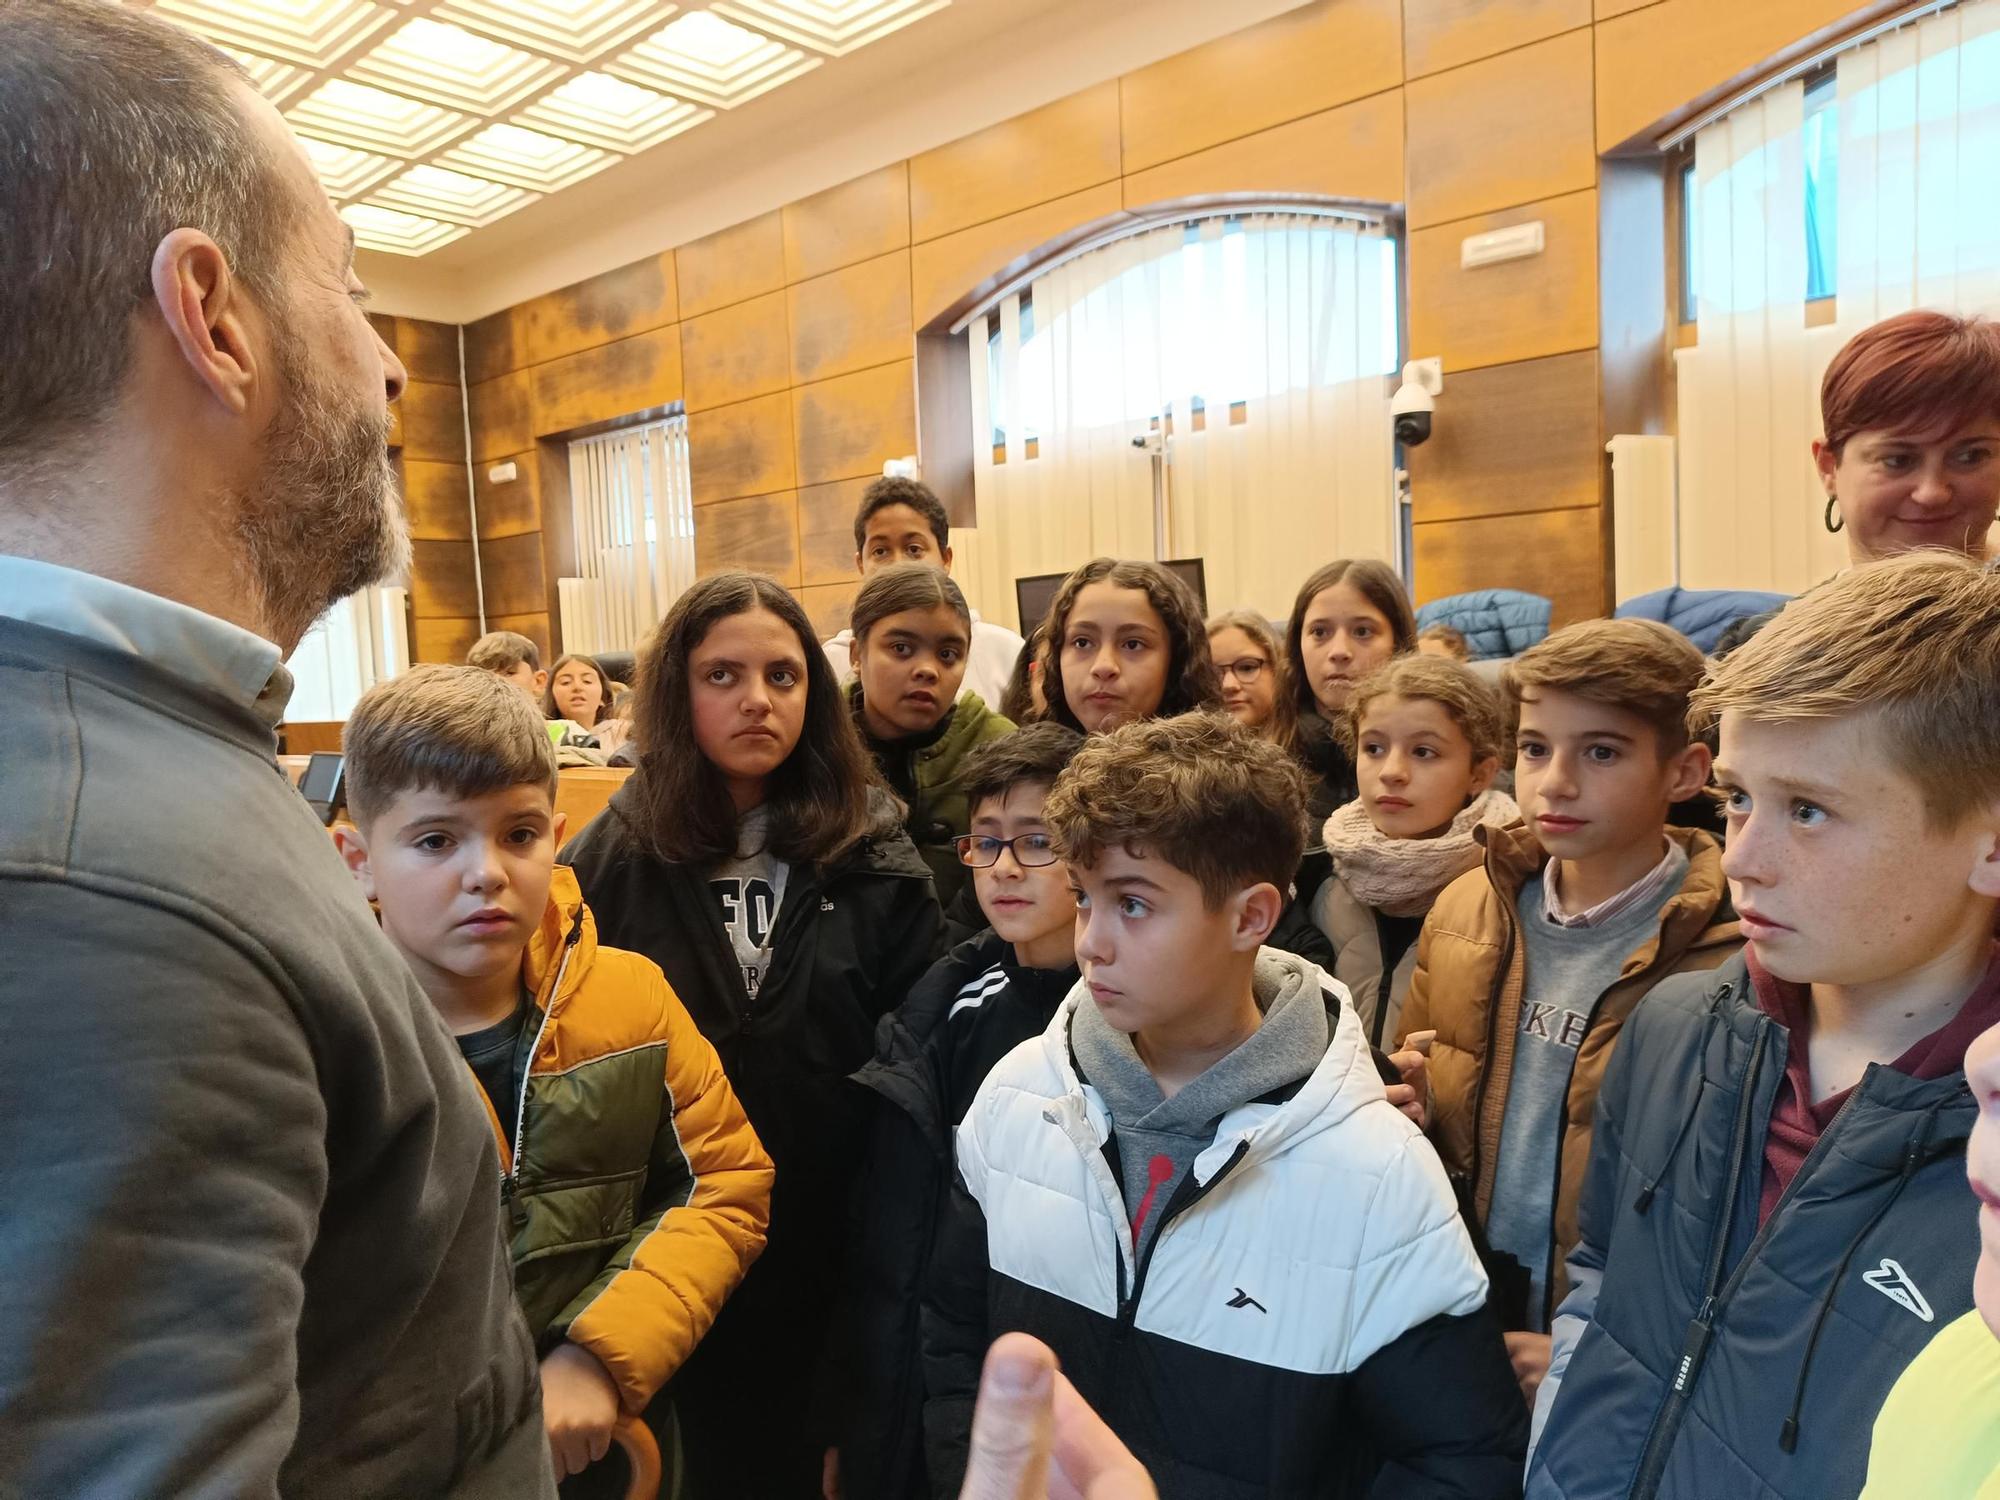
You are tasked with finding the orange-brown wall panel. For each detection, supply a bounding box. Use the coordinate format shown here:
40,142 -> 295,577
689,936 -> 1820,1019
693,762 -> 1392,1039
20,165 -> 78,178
1122,91 -> 1404,211
1413,506 -> 1608,625
1117,0 -> 1403,174
792,361 -> 916,489
464,308 -> 525,385
399,379 -> 467,464
1406,351 -> 1602,522
796,580 -> 859,638
910,182 -> 1130,330
1408,189 -> 1600,372
402,459 -> 473,540
390,316 -> 461,384
469,371 -> 532,461
783,163 -> 911,283
1405,30 -> 1596,229
1404,0 -> 1591,79
409,538 -> 480,619
530,324 -> 683,438
690,392 -> 798,507
486,612 -> 552,663
907,84 -> 1122,243
787,251 -> 914,387
412,617 -> 483,665
477,531 -> 549,619
798,476 -> 870,585
694,492 -> 803,585
680,290 -> 792,413
675,211 -> 787,320
1595,0 -> 1659,16
518,252 -> 678,369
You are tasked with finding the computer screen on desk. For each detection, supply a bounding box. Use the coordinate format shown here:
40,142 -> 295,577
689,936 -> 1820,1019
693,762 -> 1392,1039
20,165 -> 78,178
1014,559 -> 1207,634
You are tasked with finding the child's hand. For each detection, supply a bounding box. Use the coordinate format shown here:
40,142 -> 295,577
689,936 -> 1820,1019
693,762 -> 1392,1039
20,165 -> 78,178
1504,1331 -> 1552,1406
823,1446 -> 842,1500
540,1342 -> 623,1479
1383,1047 -> 1429,1129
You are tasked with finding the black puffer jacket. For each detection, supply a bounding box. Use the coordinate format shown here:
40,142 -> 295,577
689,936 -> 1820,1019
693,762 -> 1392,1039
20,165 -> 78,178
561,784 -> 944,1498
1528,954 -> 1980,1500
830,930 -> 1079,1500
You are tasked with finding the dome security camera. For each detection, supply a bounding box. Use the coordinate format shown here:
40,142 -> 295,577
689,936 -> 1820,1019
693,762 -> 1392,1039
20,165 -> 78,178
1392,358 -> 1443,448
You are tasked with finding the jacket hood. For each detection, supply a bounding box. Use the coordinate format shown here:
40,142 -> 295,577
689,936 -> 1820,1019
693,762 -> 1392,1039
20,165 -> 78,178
1038,948 -> 1391,1182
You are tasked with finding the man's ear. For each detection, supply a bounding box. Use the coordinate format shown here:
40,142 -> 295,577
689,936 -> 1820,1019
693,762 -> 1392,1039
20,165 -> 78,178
332,825 -> 377,903
150,228 -> 259,417
1232,882 -> 1284,952
1968,811 -> 2000,901
1666,740 -> 1714,804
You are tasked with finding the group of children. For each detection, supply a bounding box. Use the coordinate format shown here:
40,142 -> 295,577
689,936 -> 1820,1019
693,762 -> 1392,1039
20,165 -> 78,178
329,460 -> 2000,1500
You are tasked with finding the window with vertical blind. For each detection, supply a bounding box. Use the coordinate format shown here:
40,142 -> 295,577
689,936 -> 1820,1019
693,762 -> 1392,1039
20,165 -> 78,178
953,211 -> 1402,627
1674,0 -> 2000,593
559,412 -> 695,655
285,586 -> 411,721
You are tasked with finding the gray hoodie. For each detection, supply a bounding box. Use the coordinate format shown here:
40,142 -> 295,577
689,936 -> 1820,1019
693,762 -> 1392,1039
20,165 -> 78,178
1071,951 -> 1330,1261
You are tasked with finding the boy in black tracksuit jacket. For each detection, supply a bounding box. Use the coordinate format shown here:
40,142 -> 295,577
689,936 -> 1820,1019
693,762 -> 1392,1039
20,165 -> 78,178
1527,554 -> 2000,1500
828,723 -> 1085,1500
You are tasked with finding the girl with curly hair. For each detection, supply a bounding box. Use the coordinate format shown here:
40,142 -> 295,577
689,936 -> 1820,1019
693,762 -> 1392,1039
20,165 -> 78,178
1034,558 -> 1223,735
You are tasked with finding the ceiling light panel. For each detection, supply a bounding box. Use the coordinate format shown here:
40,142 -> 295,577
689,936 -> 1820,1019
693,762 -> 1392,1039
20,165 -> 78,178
287,78 -> 474,158
517,71 -> 712,153
151,0 -> 398,69
710,0 -> 949,57
298,134 -> 405,200
348,18 -> 564,115
431,0 -> 672,65
608,12 -> 820,108
218,44 -> 314,106
436,122 -> 620,192
370,163 -> 539,226
343,203 -> 471,256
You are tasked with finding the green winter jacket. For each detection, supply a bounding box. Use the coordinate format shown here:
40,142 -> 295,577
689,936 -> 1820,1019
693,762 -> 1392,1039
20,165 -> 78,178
850,685 -> 1015,907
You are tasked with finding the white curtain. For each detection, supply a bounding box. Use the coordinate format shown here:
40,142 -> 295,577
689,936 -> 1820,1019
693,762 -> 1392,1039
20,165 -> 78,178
1673,1 -> 2000,593
954,213 -> 1399,629
560,414 -> 695,655
284,585 -> 410,721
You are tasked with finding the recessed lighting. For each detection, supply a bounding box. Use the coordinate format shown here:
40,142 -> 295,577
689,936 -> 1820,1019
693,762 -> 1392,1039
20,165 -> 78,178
349,17 -> 563,115
608,11 -> 819,108
711,0 -> 950,57
298,134 -> 404,200
288,78 -> 475,157
370,164 -> 540,227
343,202 -> 471,256
517,71 -> 712,153
431,0 -> 671,64
436,122 -> 620,192
151,0 -> 398,70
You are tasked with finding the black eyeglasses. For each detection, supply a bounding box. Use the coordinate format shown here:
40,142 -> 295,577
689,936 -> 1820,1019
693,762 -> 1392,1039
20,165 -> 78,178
1220,658 -> 1267,683
954,833 -> 1060,868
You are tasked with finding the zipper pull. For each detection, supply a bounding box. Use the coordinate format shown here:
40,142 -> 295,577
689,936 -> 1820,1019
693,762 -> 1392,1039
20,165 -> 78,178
1672,1296 -> 1717,1394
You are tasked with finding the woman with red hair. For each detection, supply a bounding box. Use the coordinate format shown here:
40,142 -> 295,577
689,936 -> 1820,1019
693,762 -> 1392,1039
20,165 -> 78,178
1815,310 -> 2000,564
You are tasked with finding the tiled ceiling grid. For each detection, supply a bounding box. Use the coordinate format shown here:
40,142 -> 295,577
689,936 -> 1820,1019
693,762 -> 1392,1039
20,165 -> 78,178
130,0 -> 952,256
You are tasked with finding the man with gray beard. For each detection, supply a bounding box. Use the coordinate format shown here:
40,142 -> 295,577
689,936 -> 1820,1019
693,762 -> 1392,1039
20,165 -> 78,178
0,3 -> 556,1495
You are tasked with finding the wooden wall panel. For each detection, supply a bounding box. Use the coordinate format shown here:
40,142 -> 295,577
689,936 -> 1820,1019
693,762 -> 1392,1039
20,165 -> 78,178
409,538 -> 480,618
402,459 -> 473,540
675,211 -> 786,320
464,307 -> 525,385
1406,30 -> 1596,229
469,371 -> 531,461
400,379 -> 467,463
793,361 -> 916,488
486,612 -> 552,663
796,579 -> 858,638
908,84 -> 1122,243
391,316 -> 461,384
1408,189 -> 1599,371
910,182 -> 1129,330
412,616 -> 482,665
787,251 -> 913,387
1118,0 -> 1403,174
1594,0 -> 1895,150
798,476 -> 870,585
783,163 -> 911,283
1122,91 -> 1404,212
478,531 -> 549,618
518,253 -> 677,368
1404,0 -> 1590,79
473,451 -> 543,538
1595,0 -> 1658,15
694,492 -> 802,584
1413,506 -> 1608,625
530,325 -> 683,438
680,291 -> 791,413
690,392 -> 797,506
1406,352 -> 1601,522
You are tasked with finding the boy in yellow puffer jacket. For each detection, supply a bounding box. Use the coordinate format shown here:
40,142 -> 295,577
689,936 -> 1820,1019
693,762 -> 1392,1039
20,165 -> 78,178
336,666 -> 773,1495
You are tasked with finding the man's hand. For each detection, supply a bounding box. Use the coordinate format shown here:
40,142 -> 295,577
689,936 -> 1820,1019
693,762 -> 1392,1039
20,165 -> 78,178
959,1333 -> 1155,1500
1384,1047 -> 1430,1128
1504,1331 -> 1553,1407
823,1445 -> 842,1500
541,1342 -> 623,1480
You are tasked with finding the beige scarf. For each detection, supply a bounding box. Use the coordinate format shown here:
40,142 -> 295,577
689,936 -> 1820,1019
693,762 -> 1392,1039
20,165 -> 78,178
1321,789 -> 1521,918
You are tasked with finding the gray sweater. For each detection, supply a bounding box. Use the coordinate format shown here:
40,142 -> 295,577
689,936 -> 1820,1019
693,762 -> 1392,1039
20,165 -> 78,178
0,616 -> 554,1498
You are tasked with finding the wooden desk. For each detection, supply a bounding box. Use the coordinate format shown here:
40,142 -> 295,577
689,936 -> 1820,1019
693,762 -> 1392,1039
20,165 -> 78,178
280,757 -> 632,836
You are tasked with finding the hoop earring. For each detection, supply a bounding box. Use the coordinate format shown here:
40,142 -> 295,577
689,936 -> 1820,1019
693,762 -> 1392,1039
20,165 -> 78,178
1823,494 -> 1844,534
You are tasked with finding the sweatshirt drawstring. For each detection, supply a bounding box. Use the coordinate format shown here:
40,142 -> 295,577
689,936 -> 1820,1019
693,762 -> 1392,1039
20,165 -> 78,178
1635,1082 -> 1706,1214
1777,1102 -> 1943,1456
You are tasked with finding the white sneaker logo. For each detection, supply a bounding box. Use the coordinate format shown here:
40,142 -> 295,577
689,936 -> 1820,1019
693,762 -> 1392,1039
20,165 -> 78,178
1862,1258 -> 1935,1322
